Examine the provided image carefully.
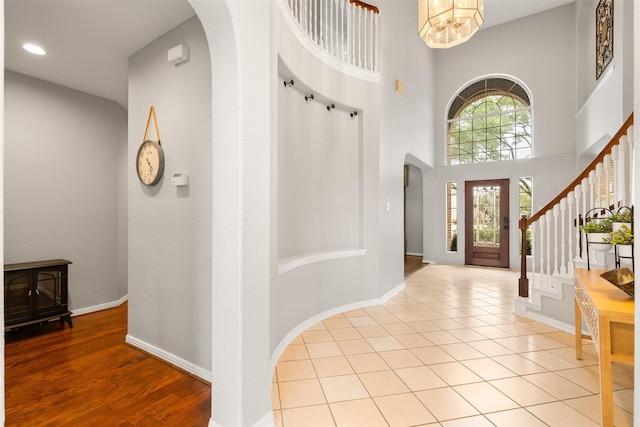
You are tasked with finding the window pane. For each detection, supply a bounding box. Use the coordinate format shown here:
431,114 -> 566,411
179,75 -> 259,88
446,80 -> 532,165
447,182 -> 457,252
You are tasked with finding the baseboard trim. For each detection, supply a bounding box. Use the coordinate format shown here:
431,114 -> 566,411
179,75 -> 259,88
208,411 -> 274,427
125,334 -> 212,383
269,281 -> 406,373
71,295 -> 128,317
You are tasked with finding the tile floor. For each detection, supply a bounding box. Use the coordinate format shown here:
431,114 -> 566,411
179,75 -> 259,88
272,264 -> 634,426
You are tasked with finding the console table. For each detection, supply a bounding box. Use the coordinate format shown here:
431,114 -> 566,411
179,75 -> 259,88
574,268 -> 634,427
4,259 -> 73,330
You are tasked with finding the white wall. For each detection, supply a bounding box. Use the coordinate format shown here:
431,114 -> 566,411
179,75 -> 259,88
378,0 -> 436,286
575,0 -> 634,166
278,75 -> 363,260
4,70 -> 127,310
431,5 -> 578,268
127,16 -> 212,373
271,2 -> 382,355
405,164 -> 423,255
189,1 -> 274,424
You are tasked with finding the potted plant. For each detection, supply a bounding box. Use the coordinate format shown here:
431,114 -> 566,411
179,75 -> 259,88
580,218 -> 613,252
610,207 -> 633,232
605,224 -> 634,266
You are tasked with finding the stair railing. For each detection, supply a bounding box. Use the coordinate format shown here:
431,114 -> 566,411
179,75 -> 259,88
518,113 -> 634,297
285,0 -> 379,72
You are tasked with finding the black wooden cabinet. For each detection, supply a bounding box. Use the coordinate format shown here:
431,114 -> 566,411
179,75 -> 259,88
4,259 -> 73,330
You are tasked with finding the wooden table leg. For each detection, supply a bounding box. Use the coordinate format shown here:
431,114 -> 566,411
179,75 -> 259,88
574,297 -> 583,360
599,318 -> 613,427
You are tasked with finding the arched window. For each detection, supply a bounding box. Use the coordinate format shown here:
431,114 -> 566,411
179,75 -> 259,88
447,77 -> 532,165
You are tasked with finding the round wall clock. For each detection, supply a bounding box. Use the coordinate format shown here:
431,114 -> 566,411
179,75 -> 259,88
136,139 -> 165,186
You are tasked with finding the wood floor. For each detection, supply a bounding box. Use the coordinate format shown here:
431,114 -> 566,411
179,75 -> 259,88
404,254 -> 426,278
4,303 -> 211,426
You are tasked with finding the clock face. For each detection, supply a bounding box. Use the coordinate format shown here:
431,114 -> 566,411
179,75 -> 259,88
136,140 -> 165,186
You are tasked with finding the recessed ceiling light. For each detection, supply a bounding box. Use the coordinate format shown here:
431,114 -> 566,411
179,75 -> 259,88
23,43 -> 46,55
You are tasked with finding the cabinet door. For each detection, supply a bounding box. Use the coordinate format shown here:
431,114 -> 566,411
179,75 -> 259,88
5,271 -> 31,324
34,266 -> 67,318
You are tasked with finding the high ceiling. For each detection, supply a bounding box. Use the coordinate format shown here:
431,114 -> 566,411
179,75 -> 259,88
4,0 -> 574,109
483,0 -> 574,29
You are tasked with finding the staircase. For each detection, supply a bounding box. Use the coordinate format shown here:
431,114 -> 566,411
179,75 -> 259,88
515,114 -> 634,332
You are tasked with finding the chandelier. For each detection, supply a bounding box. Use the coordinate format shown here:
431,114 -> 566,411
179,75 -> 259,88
419,0 -> 484,48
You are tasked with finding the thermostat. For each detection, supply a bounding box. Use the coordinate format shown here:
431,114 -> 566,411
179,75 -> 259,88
171,172 -> 189,186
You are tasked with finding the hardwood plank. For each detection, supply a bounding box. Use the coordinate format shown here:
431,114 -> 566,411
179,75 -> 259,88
5,302 -> 211,426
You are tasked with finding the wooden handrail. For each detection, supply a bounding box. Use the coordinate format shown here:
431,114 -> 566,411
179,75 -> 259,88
517,112 -> 633,298
350,0 -> 379,14
523,113 -> 633,228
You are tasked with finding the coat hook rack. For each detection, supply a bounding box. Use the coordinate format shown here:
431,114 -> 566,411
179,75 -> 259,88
350,111 -> 358,118
305,94 -> 315,102
327,103 -> 335,111
283,79 -> 294,87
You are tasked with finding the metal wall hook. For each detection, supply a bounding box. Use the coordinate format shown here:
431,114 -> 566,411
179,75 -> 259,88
283,79 -> 294,87
305,94 -> 315,102
350,111 -> 358,118
327,103 -> 335,111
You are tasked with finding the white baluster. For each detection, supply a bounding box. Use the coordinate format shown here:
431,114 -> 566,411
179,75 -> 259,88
302,0 -> 306,33
373,13 -> 379,71
531,223 -> 536,278
358,6 -> 362,67
628,126 -> 635,204
559,199 -> 567,275
344,2 -> 350,63
545,212 -> 552,275
539,219 -> 545,276
363,7 -> 368,69
612,145 -> 621,205
604,154 -> 611,208
552,205 -> 559,275
573,186 -> 581,263
581,179 -> 589,261
312,0 -> 317,43
588,171 -> 596,211
340,0 -> 345,60
595,163 -> 602,208
336,0 -> 341,57
567,190 -> 575,275
324,0 -> 328,49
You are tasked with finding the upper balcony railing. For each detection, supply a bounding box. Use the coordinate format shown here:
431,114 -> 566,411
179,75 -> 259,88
285,0 -> 379,72
518,113 -> 634,298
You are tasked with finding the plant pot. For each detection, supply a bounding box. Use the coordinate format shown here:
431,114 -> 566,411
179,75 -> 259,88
617,244 -> 633,258
613,222 -> 632,232
586,232 -> 612,252
617,244 -> 634,268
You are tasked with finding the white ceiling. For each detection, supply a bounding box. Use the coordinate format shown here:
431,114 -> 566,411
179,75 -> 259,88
4,0 -> 574,108
5,0 -> 196,108
483,0 -> 574,29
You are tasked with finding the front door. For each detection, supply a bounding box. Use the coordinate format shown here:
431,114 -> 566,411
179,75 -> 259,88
465,179 -> 510,268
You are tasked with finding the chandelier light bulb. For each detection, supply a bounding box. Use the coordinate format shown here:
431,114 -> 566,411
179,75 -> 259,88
419,0 -> 484,48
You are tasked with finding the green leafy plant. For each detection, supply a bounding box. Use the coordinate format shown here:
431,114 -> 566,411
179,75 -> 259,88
604,224 -> 633,245
580,218 -> 613,233
449,233 -> 457,252
611,209 -> 633,223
